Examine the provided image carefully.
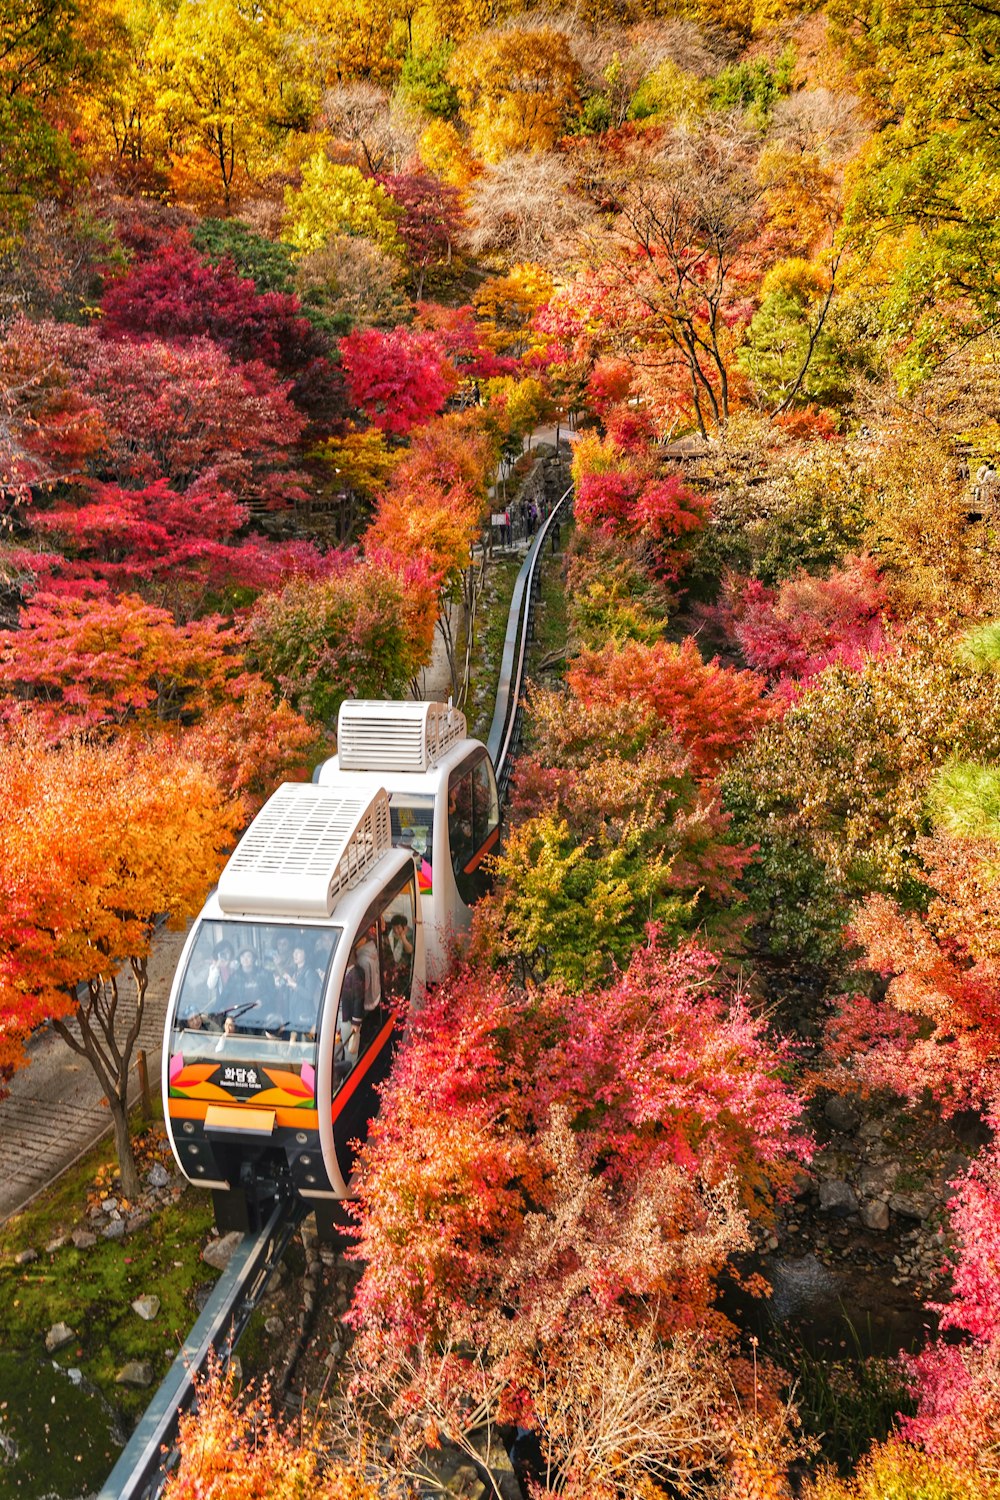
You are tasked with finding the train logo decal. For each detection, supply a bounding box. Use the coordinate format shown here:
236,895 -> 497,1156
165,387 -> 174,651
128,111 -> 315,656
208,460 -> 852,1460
168,1052 -> 316,1109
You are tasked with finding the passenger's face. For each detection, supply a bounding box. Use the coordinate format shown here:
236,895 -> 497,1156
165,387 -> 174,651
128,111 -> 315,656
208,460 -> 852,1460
240,952 -> 255,972
293,948 -> 306,966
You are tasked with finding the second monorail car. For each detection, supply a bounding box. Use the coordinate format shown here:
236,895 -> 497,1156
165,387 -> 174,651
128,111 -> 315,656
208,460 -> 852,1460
314,699 -> 500,981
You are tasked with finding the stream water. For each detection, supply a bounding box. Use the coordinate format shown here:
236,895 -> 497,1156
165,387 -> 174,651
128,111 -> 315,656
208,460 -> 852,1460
0,1354 -> 125,1500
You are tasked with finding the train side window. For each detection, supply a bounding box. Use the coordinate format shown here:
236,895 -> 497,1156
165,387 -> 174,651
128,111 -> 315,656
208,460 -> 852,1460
335,870 -> 417,1089
472,756 -> 499,852
380,877 -> 416,1003
449,769 -> 474,879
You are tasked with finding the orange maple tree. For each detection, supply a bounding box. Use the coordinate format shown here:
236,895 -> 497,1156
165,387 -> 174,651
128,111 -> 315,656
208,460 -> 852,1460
0,730 -> 241,1194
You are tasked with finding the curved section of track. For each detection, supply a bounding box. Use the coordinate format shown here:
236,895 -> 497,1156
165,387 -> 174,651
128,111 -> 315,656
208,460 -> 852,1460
487,482 -> 572,804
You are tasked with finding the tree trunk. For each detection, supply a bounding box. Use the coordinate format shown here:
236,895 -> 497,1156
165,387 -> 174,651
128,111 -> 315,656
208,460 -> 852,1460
51,958 -> 147,1199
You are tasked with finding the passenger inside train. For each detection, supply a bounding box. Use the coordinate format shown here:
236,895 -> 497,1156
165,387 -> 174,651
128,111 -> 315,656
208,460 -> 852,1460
175,920 -> 340,1062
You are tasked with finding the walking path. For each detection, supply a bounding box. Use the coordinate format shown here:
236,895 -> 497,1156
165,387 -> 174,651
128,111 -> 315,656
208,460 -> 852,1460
0,928 -> 187,1223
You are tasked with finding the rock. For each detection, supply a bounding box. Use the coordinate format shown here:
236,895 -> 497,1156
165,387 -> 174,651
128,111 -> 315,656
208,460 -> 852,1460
101,1198 -> 119,1214
202,1231 -> 243,1271
126,1212 -> 152,1233
889,1191 -> 932,1221
419,1448 -> 482,1498
116,1360 -> 154,1389
824,1095 -> 862,1133
860,1199 -> 890,1232
790,1170 -> 814,1200
265,1316 -> 285,1337
71,1229 -> 97,1249
470,1429 -> 522,1500
859,1162 -> 896,1197
102,1220 -> 126,1241
45,1322 -> 75,1353
819,1180 -> 858,1216
15,1248 -> 38,1265
147,1162 -> 170,1189
131,1295 -> 161,1322
45,1236 -> 68,1254
942,1152 -> 970,1187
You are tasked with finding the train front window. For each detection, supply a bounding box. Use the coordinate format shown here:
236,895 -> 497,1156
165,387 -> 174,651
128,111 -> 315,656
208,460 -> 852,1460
175,920 -> 340,1053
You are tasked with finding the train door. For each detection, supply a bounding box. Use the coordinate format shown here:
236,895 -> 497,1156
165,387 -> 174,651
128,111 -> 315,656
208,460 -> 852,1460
329,866 -> 418,1184
449,750 -> 500,907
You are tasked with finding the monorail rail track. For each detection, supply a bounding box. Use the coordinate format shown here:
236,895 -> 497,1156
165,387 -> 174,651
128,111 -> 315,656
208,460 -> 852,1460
101,477 -> 571,1500
487,482 -> 572,804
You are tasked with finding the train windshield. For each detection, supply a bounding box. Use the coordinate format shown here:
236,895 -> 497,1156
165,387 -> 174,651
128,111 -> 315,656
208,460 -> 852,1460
173,920 -> 340,1064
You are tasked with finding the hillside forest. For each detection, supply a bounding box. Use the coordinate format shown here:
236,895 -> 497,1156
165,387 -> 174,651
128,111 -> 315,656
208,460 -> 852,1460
2,0 -> 1000,1494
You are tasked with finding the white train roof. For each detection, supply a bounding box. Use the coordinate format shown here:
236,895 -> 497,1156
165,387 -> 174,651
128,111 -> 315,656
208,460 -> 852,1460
337,699 -> 467,773
217,784 -> 393,919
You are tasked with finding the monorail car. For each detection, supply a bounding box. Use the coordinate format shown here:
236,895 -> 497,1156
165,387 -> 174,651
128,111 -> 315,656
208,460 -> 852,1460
314,699 -> 500,981
162,783 -> 422,1237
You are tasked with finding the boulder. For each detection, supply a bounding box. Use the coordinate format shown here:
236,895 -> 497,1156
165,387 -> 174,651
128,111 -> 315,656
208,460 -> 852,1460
824,1095 -> 861,1133
860,1199 -> 890,1232
131,1295 -> 161,1322
71,1230 -> 97,1250
102,1219 -> 126,1241
202,1231 -> 243,1271
45,1322 -> 76,1353
45,1236 -> 68,1254
116,1360 -> 154,1389
15,1248 -> 38,1266
147,1162 -> 170,1189
889,1191 -> 933,1221
818,1180 -> 858,1216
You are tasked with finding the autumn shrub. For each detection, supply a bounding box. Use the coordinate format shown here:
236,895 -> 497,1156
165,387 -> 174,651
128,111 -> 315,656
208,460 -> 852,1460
859,425 -> 1000,623
726,555 -> 894,695
48,322 -> 308,506
248,562 -> 422,725
805,1439 -> 1000,1500
571,432 -> 709,580
700,425 -> 867,586
161,1356 -> 381,1500
339,324 -> 458,435
827,831 -> 1000,1114
20,478 -> 328,618
346,942 -> 809,1495
0,729 -> 242,1186
564,530 -> 674,649
567,637 -> 772,781
723,639 -> 1000,963
98,242 -> 339,421
483,690 -> 750,984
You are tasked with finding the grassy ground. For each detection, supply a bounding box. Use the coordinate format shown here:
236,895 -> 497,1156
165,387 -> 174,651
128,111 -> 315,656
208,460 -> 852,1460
466,549 -> 525,742
527,521 -> 573,687
0,1116 -> 218,1499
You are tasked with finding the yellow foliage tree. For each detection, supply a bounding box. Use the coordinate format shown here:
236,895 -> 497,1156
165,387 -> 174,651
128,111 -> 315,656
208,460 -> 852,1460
70,0 -> 166,174
151,0 -> 289,212
447,26 -> 581,162
284,152 -> 402,254
287,0 -> 401,86
475,262 -> 555,356
418,117 -> 476,188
